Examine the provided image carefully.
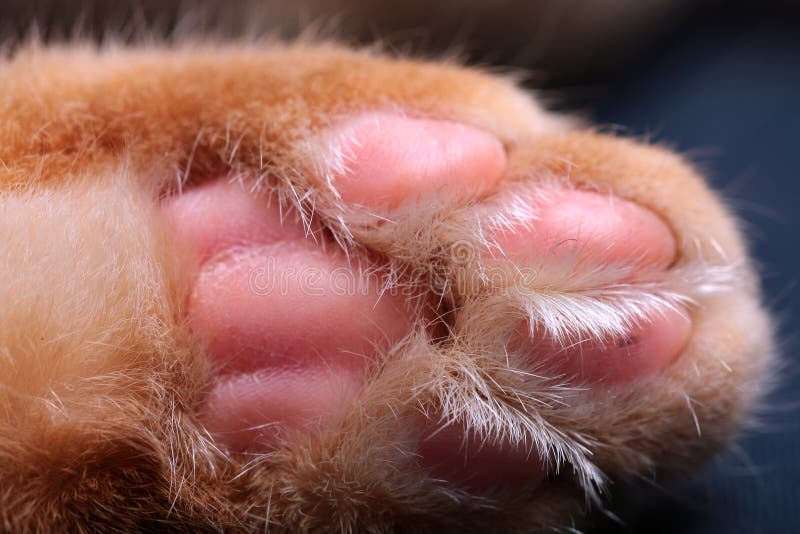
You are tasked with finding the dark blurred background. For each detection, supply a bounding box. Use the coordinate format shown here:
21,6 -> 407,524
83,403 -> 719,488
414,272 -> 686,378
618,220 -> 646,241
2,1 -> 797,531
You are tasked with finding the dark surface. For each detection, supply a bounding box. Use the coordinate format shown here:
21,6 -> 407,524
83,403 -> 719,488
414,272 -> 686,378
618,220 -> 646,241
587,4 -> 800,533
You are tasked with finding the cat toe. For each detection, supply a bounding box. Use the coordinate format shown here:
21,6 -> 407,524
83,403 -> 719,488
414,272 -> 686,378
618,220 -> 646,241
328,113 -> 507,208
487,186 -> 691,385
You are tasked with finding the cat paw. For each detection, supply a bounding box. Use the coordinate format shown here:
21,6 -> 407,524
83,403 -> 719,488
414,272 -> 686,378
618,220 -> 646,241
0,45 -> 775,532
161,113 -> 753,505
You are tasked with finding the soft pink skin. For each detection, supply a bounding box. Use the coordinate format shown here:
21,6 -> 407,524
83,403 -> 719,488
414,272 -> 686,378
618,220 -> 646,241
161,115 -> 690,490
192,244 -> 414,450
417,422 -> 547,492
164,180 -> 414,451
163,180 -> 307,263
517,309 -> 692,387
201,367 -> 364,451
332,114 -> 507,207
490,188 -> 690,385
491,188 -> 677,271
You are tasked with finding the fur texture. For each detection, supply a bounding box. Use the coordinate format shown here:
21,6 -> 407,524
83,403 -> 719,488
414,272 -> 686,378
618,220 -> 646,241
0,41 -> 775,532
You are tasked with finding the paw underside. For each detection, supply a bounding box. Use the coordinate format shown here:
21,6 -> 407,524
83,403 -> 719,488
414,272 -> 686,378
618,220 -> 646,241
0,45 -> 774,532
